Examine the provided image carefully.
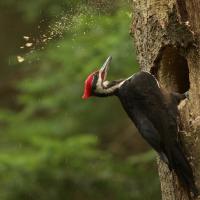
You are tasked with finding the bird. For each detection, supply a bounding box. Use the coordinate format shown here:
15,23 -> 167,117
82,56 -> 198,198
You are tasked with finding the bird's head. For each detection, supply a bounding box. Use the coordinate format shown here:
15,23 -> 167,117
82,56 -> 113,99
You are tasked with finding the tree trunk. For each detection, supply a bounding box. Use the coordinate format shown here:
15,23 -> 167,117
131,1 -> 200,199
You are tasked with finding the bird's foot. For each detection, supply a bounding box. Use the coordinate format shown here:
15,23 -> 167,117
184,91 -> 189,100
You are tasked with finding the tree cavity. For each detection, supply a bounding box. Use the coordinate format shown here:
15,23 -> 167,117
151,46 -> 190,93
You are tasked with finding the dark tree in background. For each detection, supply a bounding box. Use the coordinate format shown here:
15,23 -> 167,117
131,0 -> 200,199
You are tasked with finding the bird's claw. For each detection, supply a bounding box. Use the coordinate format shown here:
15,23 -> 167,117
184,91 -> 189,100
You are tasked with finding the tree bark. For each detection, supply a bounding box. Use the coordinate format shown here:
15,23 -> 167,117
131,1 -> 200,199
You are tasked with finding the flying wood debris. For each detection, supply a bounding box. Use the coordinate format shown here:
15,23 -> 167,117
17,56 -> 25,63
18,4 -> 106,62
23,36 -> 30,41
25,43 -> 33,47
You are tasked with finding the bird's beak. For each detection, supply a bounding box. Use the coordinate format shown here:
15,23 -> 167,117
99,56 -> 112,81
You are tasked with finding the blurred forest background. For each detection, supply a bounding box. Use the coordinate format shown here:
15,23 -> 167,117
0,0 -> 161,199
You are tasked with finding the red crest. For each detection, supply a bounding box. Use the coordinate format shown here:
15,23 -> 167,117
82,73 -> 94,99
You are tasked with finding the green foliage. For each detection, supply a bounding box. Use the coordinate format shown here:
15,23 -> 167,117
0,1 -> 161,200
0,0 -> 119,22
0,134 -> 159,200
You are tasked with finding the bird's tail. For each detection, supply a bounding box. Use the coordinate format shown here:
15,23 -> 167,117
167,144 -> 199,198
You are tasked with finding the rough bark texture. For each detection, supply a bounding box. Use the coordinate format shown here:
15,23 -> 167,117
131,0 -> 200,200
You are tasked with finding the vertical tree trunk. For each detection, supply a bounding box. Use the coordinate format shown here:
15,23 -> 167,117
131,1 -> 200,199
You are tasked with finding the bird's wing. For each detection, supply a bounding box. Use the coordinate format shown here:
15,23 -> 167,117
129,108 -> 163,155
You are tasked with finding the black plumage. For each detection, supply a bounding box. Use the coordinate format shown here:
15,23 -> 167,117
115,71 -> 198,197
83,56 -> 198,197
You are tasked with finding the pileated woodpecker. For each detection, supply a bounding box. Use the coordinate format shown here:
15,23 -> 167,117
82,56 -> 199,197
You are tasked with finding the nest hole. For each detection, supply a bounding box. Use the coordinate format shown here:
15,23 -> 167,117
151,46 -> 190,93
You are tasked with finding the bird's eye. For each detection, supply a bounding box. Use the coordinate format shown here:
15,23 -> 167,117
91,73 -> 98,91
93,72 -> 99,79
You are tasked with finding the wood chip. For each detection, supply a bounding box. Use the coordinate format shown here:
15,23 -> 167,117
17,56 -> 25,63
